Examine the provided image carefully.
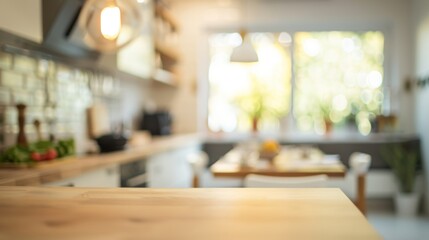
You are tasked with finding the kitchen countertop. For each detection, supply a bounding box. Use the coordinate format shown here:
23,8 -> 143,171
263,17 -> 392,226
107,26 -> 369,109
0,187 -> 380,240
0,132 -> 418,186
204,132 -> 419,144
0,134 -> 201,186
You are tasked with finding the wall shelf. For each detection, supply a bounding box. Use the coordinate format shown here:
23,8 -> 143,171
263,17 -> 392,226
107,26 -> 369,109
152,0 -> 180,87
155,4 -> 179,31
152,68 -> 178,87
155,41 -> 179,63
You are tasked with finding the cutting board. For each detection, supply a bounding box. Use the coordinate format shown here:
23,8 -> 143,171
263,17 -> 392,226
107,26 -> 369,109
87,102 -> 111,139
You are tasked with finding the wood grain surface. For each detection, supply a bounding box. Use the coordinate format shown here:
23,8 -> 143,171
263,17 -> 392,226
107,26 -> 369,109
0,187 -> 380,240
0,134 -> 200,186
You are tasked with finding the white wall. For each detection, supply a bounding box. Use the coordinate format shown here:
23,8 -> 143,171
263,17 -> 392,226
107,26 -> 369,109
0,0 -> 42,42
170,0 -> 415,134
413,0 -> 429,214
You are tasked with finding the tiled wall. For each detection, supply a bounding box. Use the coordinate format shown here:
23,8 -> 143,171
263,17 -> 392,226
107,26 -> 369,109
0,51 -> 134,154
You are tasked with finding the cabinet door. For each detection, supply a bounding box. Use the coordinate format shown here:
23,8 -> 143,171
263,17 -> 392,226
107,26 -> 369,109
147,145 -> 198,188
46,165 -> 120,188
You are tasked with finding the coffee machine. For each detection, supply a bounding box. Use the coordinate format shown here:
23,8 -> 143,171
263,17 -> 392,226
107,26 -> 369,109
139,111 -> 172,136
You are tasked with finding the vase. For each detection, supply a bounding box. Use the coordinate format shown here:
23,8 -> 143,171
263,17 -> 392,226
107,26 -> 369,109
394,192 -> 420,216
252,117 -> 259,132
324,120 -> 333,135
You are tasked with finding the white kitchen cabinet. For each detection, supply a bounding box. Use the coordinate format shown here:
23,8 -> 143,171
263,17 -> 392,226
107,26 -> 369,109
46,165 -> 120,188
147,145 -> 198,188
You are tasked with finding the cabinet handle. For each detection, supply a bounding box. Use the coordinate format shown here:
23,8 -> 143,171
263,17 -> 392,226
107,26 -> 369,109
126,173 -> 148,187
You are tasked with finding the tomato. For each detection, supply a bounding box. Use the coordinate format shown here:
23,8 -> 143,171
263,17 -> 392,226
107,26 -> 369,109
30,152 -> 43,161
45,149 -> 58,160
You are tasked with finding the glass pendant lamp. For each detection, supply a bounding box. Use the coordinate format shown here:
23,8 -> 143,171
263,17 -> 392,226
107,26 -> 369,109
78,0 -> 143,52
230,29 -> 258,62
230,0 -> 258,63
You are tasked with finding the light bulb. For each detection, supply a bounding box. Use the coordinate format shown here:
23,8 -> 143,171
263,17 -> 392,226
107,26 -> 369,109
100,5 -> 121,40
79,0 -> 142,52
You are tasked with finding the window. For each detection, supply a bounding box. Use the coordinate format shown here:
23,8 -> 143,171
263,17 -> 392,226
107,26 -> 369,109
207,31 -> 385,135
294,31 -> 385,135
208,33 -> 291,133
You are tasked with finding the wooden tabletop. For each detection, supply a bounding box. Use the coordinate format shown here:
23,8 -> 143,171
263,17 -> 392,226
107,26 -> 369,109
211,163 -> 346,178
0,187 -> 380,240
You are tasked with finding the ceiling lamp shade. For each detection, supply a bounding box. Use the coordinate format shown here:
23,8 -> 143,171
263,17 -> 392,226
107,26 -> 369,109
78,0 -> 142,52
230,30 -> 258,63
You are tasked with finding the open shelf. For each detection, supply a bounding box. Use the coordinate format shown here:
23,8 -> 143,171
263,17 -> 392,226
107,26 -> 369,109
152,68 -> 178,87
154,41 -> 179,63
155,4 -> 179,31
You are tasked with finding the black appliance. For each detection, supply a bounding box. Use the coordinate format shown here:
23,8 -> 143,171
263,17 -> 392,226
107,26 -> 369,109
140,111 -> 172,136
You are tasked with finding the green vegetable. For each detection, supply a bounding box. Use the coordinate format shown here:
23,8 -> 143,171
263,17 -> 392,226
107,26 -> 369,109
0,138 -> 76,164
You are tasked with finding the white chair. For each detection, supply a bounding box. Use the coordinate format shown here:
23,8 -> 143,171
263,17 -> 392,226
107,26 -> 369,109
244,174 -> 328,188
187,151 -> 208,188
349,152 -> 372,175
349,152 -> 372,215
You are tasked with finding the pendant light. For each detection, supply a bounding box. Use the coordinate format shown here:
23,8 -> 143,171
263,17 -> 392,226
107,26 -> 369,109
78,0 -> 142,52
230,29 -> 258,62
230,0 -> 258,63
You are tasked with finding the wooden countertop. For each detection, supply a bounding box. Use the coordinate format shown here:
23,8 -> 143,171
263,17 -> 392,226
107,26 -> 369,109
0,134 -> 200,186
0,187 -> 380,240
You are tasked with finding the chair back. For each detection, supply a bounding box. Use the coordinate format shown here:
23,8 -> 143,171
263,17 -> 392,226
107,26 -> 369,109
244,174 -> 328,188
187,151 -> 208,175
349,152 -> 372,175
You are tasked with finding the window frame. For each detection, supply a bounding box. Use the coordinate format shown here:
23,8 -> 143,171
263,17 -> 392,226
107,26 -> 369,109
200,25 -> 391,136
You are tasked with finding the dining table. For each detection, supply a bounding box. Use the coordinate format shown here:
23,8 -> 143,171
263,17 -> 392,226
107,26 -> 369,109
211,146 -> 346,178
210,146 -> 368,214
0,186 -> 380,240
210,144 -> 347,178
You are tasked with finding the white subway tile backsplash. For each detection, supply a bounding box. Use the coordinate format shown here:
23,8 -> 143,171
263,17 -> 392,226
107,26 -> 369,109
12,90 -> 31,105
5,107 -> 17,125
56,64 -> 72,81
26,76 -> 44,89
0,52 -> 12,69
13,55 -> 36,73
25,124 -> 36,134
0,51 -> 138,154
0,106 -> 5,125
46,90 -> 57,103
44,107 -> 55,120
36,59 -> 50,78
46,61 -> 57,79
33,90 -> 46,106
0,89 -> 11,105
2,132 -> 16,147
0,70 -> 24,88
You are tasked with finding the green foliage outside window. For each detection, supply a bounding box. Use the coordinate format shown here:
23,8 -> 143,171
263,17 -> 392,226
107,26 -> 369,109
294,31 -> 384,135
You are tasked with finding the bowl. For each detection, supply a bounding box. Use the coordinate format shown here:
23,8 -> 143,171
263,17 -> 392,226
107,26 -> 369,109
96,134 -> 128,153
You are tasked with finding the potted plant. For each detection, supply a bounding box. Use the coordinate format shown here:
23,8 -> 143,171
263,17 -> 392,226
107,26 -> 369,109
234,77 -> 288,132
382,144 -> 421,216
317,100 -> 333,135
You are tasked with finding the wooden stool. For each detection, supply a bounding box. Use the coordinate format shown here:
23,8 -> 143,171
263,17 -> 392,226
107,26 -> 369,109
349,152 -> 372,215
187,151 -> 208,188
